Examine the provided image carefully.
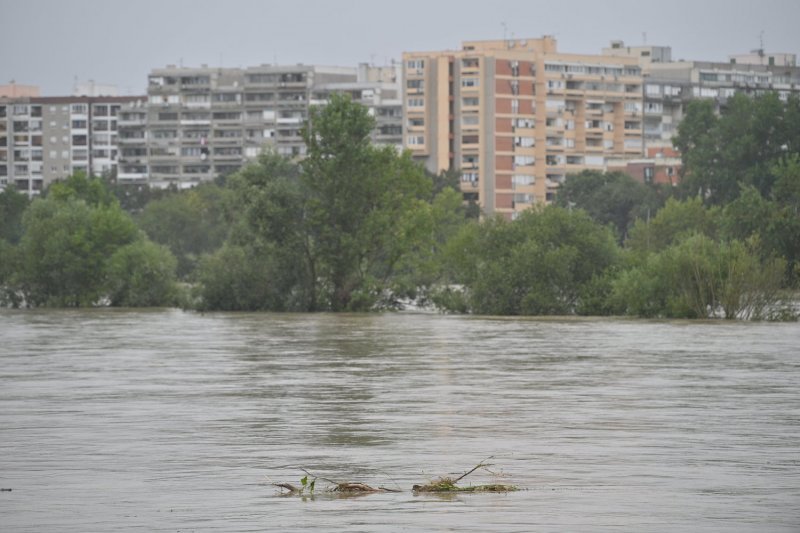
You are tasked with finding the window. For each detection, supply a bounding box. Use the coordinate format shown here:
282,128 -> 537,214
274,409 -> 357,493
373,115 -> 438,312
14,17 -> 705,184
181,76 -> 210,85
461,115 -> 478,126
461,77 -> 479,88
514,136 -> 534,148
71,104 -> 88,114
512,174 -> 535,186
406,135 -> 424,145
212,93 -> 239,103
407,98 -> 424,108
244,92 -> 273,102
462,97 -> 479,107
181,147 -> 202,157
462,155 -> 479,168
514,155 -> 535,167
407,59 -> 425,70
407,80 -> 423,90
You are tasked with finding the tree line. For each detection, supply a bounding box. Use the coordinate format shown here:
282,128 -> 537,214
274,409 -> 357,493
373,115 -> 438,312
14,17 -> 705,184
0,92 -> 798,319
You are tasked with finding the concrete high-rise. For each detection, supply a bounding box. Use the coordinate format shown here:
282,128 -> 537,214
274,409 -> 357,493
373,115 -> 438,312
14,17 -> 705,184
0,95 -> 145,195
118,63 -> 402,188
402,37 -> 645,218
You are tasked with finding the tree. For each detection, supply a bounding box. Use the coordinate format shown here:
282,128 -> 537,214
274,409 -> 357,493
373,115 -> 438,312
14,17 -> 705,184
7,173 -> 179,308
136,183 -> 230,278
0,186 -> 30,244
105,240 -> 179,307
556,170 -> 666,242
675,93 -> 800,205
203,95 -> 442,312
611,233 -> 790,320
437,206 -> 620,315
626,197 -> 720,254
300,93 -> 432,310
46,172 -> 116,207
15,197 -> 139,306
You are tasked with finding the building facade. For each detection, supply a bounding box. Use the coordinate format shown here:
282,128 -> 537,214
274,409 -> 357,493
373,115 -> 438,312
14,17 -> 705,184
0,95 -> 145,194
642,59 -> 800,151
403,37 -> 645,218
118,63 -> 402,188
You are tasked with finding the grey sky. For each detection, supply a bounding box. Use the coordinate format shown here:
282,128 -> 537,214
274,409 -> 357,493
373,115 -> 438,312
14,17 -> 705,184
1,0 -> 798,96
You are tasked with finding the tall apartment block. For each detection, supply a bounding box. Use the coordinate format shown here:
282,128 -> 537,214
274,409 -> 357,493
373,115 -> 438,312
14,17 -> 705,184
118,63 -> 402,188
601,41 -> 800,185
402,37 -> 645,218
0,94 -> 145,194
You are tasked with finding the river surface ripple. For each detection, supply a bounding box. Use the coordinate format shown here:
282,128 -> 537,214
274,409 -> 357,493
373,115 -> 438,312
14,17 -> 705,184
1,309 -> 798,532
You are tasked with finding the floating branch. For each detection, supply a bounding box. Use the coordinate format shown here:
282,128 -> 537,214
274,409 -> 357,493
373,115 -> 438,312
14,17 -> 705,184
271,457 -> 519,497
412,456 -> 519,494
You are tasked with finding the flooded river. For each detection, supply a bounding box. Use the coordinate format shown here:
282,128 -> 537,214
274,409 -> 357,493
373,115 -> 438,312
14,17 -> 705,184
1,309 -> 798,531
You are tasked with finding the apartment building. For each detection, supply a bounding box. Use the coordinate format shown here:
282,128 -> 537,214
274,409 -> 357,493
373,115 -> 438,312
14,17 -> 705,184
0,95 -> 145,194
403,37 -> 645,218
119,63 -> 402,188
641,59 -> 800,150
311,63 -> 403,148
599,41 -> 800,152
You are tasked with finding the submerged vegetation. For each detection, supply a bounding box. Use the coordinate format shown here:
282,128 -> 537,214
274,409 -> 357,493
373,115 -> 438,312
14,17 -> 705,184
0,92 -> 798,320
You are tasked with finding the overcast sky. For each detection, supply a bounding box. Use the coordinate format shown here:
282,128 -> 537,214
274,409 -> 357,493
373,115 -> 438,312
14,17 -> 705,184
1,0 -> 798,96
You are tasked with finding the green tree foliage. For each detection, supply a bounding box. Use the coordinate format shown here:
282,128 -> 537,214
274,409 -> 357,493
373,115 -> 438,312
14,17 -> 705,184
4,174 -> 179,308
136,183 -> 230,278
437,206 -> 619,315
105,240 -> 179,307
195,243 -> 297,311
556,170 -> 666,242
718,183 -> 800,286
611,234 -> 790,319
199,95 -> 445,312
15,197 -> 139,306
46,172 -> 116,207
300,93 -> 432,310
674,93 -> 800,205
390,187 -> 469,303
626,197 -> 720,254
0,186 -> 30,244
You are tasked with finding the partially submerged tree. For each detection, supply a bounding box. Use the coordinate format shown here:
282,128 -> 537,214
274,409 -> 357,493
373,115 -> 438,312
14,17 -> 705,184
437,206 -> 619,315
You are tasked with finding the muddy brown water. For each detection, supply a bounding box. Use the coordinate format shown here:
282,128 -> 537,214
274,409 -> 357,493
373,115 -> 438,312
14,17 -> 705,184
1,309 -> 798,531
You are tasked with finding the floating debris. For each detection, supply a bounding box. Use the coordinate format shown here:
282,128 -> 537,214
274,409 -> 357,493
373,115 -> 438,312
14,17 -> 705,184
272,457 -> 519,497
412,457 -> 519,494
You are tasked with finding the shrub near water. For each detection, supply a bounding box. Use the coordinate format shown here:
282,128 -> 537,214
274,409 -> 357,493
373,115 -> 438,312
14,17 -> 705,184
437,206 -> 619,315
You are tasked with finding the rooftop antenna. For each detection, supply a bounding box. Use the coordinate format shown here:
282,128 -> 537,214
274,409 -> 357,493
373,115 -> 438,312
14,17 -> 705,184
758,30 -> 765,62
502,21 -> 508,43
642,32 -> 647,45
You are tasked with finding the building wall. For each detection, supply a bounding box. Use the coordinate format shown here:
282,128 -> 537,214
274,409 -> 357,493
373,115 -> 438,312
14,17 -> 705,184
403,37 -> 644,217
119,64 -> 401,188
0,95 -> 146,194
